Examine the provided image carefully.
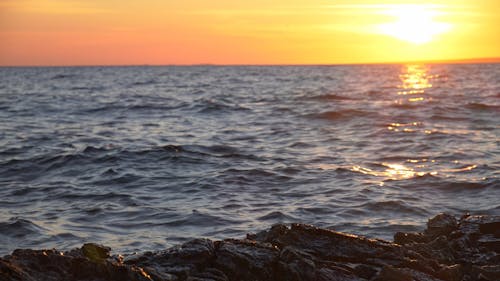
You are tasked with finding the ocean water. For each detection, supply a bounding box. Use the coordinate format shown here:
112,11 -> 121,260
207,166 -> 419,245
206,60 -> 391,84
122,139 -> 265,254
0,64 -> 499,255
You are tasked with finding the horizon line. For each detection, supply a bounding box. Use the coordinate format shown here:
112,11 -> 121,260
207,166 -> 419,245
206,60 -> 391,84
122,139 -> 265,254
1,57 -> 499,68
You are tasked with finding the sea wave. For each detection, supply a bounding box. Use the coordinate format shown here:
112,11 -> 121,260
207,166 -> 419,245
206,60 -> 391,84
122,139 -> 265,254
0,64 -> 498,255
302,93 -> 356,101
306,109 -> 379,121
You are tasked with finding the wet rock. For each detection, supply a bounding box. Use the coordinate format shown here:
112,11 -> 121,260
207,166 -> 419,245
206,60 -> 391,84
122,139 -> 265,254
405,269 -> 444,281
125,238 -> 217,279
252,223 -> 404,265
479,222 -> 500,236
315,267 -> 363,281
425,213 -> 458,238
1,214 -> 499,281
277,246 -> 316,281
353,264 -> 378,279
0,248 -> 152,281
82,243 -> 111,263
394,231 -> 427,245
214,239 -> 279,281
141,267 -> 178,281
478,235 -> 500,252
474,265 -> 500,281
246,224 -> 288,242
374,265 -> 413,281
436,264 -> 463,281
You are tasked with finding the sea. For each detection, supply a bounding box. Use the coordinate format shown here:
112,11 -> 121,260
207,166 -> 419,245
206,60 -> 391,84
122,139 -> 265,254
0,64 -> 499,256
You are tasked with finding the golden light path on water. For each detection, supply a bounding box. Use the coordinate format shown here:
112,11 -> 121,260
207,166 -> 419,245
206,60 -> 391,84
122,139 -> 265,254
352,163 -> 431,180
348,64 -> 479,183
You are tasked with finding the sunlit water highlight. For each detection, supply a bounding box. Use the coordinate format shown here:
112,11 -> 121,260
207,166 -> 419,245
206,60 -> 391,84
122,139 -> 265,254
0,64 -> 499,255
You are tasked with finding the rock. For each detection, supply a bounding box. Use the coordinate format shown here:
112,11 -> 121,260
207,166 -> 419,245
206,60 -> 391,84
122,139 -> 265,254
353,264 -> 378,279
82,243 -> 111,263
394,231 -> 427,245
478,235 -> 500,252
0,248 -> 152,281
125,238 -> 217,279
374,265 -> 413,281
184,267 -> 228,281
277,246 -> 316,281
437,264 -> 463,281
1,214 -> 499,281
214,239 -> 279,281
246,224 -> 288,241
474,265 -> 500,281
425,213 -> 457,238
253,223 -> 404,265
315,267 -> 363,281
477,217 -> 500,236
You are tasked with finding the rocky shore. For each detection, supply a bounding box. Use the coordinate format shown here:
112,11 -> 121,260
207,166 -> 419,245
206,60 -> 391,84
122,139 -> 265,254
1,213 -> 499,281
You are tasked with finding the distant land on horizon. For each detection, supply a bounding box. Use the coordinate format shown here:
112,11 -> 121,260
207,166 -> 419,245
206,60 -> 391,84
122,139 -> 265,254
1,57 -> 499,68
186,57 -> 500,66
413,57 -> 500,65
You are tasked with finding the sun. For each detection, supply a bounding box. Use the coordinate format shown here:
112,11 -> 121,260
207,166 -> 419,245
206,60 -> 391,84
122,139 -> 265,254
377,5 -> 452,45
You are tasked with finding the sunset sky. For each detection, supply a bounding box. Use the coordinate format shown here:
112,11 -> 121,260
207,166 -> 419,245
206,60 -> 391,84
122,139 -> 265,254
1,0 -> 499,65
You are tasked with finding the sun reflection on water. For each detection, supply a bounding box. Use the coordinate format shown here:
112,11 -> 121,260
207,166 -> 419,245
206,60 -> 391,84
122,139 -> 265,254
323,63 -> 483,184
387,121 -> 422,133
352,163 -> 435,181
349,161 -> 478,182
352,64 -> 478,183
395,64 -> 437,106
398,64 -> 432,95
389,65 -> 435,134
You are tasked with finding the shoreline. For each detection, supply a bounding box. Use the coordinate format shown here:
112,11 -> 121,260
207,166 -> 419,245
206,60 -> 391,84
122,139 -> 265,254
1,213 -> 499,281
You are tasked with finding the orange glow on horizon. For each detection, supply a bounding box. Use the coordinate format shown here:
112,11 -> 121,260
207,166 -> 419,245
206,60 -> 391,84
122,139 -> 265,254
0,0 -> 499,66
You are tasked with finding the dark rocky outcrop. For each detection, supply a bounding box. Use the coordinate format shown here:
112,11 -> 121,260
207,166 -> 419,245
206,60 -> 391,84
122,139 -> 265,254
1,214 -> 499,281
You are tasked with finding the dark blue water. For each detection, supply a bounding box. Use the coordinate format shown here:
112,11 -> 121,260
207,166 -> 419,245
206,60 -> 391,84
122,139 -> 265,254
0,64 -> 499,255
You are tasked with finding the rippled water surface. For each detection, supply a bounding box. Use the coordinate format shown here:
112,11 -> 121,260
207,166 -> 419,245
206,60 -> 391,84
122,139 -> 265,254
0,64 -> 499,255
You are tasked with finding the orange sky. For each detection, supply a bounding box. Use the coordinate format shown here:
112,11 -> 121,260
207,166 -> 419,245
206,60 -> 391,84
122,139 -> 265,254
1,0 -> 499,65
